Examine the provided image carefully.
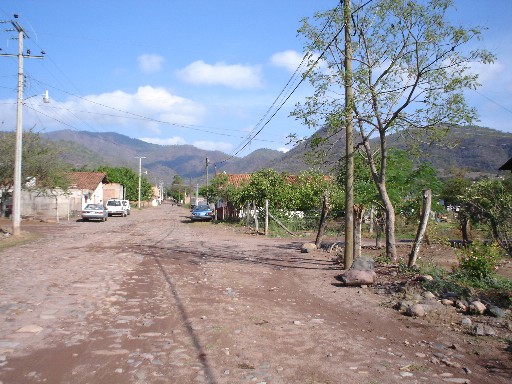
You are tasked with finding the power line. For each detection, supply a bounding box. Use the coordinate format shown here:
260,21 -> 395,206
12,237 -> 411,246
216,2 -> 348,168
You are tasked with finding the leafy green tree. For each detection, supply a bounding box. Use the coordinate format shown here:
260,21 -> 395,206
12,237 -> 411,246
459,177 -> 512,255
0,130 -> 71,196
441,175 -> 473,244
291,170 -> 342,212
339,149 -> 442,217
168,175 -> 187,202
293,0 -> 494,259
242,169 -> 292,211
97,166 -> 152,201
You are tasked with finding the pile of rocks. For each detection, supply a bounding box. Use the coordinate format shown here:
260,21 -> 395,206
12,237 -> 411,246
394,286 -> 509,337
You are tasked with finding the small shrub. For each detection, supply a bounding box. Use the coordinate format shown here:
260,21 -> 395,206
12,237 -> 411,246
454,242 -> 501,281
421,275 -> 471,298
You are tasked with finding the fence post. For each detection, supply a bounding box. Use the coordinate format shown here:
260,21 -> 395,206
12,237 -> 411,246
265,199 -> 269,236
253,201 -> 259,233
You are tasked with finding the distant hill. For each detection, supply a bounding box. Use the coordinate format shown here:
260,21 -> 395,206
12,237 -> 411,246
269,125 -> 512,178
44,125 -> 512,183
44,130 -> 283,183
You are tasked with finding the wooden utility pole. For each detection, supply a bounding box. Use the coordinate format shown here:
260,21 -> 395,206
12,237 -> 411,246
344,0 -> 355,269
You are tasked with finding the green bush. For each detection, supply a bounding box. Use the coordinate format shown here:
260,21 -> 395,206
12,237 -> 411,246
454,242 -> 501,281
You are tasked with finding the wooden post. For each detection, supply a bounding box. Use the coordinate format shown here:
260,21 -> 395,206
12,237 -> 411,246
265,199 -> 269,236
253,201 -> 259,233
268,212 -> 295,236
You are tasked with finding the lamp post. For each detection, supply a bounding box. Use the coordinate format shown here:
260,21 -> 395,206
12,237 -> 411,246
135,156 -> 146,209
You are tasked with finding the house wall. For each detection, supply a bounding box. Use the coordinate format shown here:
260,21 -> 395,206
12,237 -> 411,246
17,182 -> 108,221
20,190 -> 83,222
103,183 -> 124,201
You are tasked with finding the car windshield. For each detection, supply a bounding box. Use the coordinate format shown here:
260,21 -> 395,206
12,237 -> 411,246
194,205 -> 211,211
107,201 -> 121,206
85,204 -> 101,210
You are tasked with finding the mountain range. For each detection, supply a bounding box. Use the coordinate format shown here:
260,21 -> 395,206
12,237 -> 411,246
44,125 -> 512,185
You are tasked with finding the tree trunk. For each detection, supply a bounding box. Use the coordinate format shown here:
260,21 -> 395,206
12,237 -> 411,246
461,216 -> 470,246
369,206 -> 374,235
315,191 -> 330,249
376,183 -> 397,260
408,189 -> 431,268
354,204 -> 365,259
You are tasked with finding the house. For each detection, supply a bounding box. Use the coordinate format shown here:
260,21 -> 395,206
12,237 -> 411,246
499,157 -> 512,172
3,172 -> 125,222
67,172 -> 108,208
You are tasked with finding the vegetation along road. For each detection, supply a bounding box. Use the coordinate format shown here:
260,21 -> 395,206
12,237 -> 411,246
0,203 -> 510,383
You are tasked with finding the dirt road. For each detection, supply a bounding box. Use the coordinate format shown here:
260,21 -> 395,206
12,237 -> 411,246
0,203 -> 510,383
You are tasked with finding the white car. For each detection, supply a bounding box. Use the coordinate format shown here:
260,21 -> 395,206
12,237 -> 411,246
105,199 -> 127,217
122,200 -> 131,215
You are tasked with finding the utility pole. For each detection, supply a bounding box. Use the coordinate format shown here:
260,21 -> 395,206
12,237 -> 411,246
344,0 -> 355,269
0,16 -> 44,236
135,156 -> 146,209
205,157 -> 209,204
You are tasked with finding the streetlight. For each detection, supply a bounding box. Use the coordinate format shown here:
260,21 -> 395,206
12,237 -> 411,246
135,156 -> 146,209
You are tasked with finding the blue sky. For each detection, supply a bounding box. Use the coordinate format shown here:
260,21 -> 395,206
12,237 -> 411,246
0,0 -> 511,159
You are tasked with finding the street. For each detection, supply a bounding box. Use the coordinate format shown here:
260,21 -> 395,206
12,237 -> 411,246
0,203 -> 510,383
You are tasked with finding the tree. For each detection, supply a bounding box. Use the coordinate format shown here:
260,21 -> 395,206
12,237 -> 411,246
168,175 -> 187,202
97,166 -> 152,202
338,148 -> 442,255
0,130 -> 71,196
293,0 -> 494,259
459,177 -> 512,255
441,175 -> 472,244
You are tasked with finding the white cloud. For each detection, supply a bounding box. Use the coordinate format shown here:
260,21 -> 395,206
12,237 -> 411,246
270,50 -> 304,72
139,136 -> 187,145
57,86 -> 205,133
192,140 -> 232,152
277,147 -> 290,153
468,60 -> 505,87
176,60 -> 262,89
137,54 -> 165,73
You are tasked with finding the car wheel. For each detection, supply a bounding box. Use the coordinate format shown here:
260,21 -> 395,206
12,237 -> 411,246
102,217 -> 106,222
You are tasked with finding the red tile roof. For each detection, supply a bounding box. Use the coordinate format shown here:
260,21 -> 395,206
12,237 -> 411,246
67,172 -> 107,191
224,173 -> 331,188
226,174 -> 251,188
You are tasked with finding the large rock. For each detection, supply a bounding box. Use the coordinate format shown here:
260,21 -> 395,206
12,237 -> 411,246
350,257 -> 375,271
469,301 -> 486,315
487,305 -> 506,318
406,304 -> 426,317
301,243 -> 317,253
341,269 -> 376,286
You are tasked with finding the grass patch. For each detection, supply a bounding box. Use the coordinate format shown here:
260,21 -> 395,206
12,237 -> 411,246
0,232 -> 40,251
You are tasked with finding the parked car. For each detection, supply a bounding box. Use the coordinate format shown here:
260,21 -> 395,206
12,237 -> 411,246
81,204 -> 108,222
122,200 -> 131,215
106,199 -> 127,217
190,205 -> 214,221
